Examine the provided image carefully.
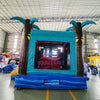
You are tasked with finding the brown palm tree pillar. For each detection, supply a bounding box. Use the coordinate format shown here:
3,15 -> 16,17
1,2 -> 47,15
73,22 -> 84,76
19,19 -> 32,74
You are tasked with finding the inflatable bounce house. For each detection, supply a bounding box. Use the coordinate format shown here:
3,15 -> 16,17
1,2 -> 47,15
10,16 -> 96,89
88,56 -> 100,67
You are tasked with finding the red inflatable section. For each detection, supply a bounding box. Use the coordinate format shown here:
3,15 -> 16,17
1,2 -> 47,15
38,54 -> 62,70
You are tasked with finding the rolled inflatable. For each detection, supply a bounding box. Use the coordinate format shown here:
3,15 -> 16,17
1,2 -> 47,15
2,64 -> 17,73
11,69 -> 18,76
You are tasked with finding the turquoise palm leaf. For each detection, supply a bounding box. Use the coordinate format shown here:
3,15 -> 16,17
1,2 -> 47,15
10,16 -> 25,24
66,27 -> 73,31
81,21 -> 96,28
29,18 -> 38,25
33,25 -> 40,30
21,24 -> 40,32
21,27 -> 24,32
70,20 -> 77,28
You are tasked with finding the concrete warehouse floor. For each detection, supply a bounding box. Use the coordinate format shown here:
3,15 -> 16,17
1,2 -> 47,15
0,72 -> 100,100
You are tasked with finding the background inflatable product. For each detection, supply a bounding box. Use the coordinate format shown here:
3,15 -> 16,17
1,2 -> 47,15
0,54 -> 3,61
2,64 -> 17,73
89,65 -> 98,75
0,63 -> 3,71
10,69 -> 19,80
88,56 -> 100,67
0,61 -> 6,72
11,69 -> 18,76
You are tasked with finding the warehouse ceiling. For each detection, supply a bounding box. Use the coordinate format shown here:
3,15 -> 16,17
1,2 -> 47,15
0,0 -> 100,33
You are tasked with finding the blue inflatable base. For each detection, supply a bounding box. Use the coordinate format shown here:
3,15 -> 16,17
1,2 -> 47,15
11,74 -> 20,80
12,74 -> 89,89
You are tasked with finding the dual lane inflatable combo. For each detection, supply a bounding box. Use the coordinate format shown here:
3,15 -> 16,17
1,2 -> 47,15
10,16 -> 96,89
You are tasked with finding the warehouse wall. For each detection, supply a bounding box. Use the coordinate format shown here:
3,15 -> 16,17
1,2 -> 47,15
97,34 -> 100,55
83,31 -> 100,57
86,32 -> 95,55
0,29 -> 6,52
5,32 -> 22,53
5,33 -> 14,52
16,33 -> 22,52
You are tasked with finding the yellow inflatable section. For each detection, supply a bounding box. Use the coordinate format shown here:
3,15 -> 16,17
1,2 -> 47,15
10,69 -> 18,76
88,56 -> 100,67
